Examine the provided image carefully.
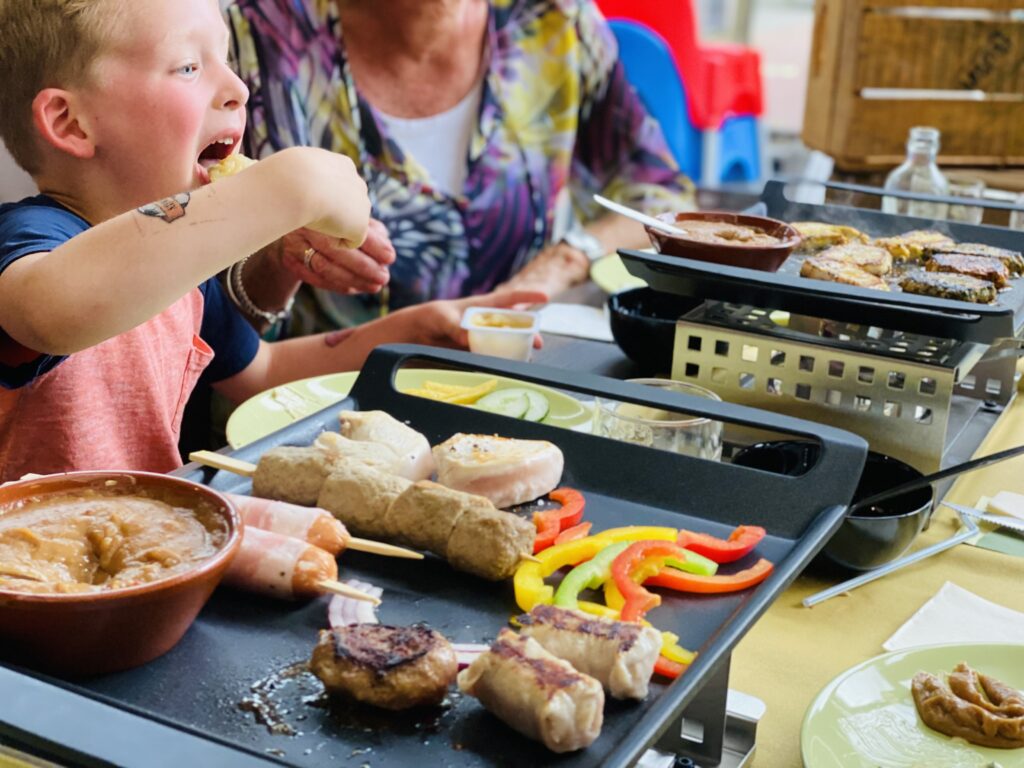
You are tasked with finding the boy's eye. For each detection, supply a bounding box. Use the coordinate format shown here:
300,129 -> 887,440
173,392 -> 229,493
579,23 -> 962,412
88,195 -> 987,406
177,63 -> 200,76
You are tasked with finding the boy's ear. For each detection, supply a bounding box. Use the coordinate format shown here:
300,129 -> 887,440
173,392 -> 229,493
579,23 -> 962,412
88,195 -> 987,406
32,88 -> 95,160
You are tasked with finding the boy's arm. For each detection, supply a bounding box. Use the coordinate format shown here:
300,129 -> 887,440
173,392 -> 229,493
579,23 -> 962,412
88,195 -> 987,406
212,289 -> 547,404
0,148 -> 368,355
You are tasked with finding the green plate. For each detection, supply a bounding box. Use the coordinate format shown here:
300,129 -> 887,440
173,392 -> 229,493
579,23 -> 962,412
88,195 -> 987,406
225,369 -> 592,448
801,642 -> 1024,768
590,253 -> 648,294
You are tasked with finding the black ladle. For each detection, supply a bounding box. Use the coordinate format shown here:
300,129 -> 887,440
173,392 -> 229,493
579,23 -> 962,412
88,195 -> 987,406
849,443 -> 1024,514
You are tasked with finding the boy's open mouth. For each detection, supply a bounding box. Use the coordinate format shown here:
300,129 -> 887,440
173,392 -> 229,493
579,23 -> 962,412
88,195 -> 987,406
197,136 -> 238,170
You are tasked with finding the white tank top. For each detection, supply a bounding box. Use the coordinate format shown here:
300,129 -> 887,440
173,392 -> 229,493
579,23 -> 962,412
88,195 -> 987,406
376,79 -> 484,198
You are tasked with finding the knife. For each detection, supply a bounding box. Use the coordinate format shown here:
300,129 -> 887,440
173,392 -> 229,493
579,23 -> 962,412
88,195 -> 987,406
941,502 -> 1024,534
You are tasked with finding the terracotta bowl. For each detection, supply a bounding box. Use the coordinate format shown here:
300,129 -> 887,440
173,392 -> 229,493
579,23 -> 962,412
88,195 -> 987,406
645,211 -> 802,272
0,471 -> 241,677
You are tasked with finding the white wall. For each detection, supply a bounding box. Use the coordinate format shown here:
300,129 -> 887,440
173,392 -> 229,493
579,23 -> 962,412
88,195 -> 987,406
0,145 -> 37,202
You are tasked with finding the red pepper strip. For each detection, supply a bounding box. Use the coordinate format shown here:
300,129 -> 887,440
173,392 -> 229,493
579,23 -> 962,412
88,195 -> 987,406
645,558 -> 774,594
653,656 -> 687,680
676,525 -> 766,564
533,488 -> 586,553
611,541 -> 694,622
554,522 -> 592,545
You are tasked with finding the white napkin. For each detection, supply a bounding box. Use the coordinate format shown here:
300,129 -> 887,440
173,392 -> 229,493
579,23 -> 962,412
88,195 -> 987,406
882,581 -> 1024,651
537,303 -> 614,342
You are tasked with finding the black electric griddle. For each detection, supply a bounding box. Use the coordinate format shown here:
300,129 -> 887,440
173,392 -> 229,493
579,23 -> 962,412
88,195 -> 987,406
0,345 -> 868,767
620,180 -> 1024,344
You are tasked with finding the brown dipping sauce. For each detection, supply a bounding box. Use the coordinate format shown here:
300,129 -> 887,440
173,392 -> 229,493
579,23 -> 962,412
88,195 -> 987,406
679,219 -> 781,246
0,483 -> 228,594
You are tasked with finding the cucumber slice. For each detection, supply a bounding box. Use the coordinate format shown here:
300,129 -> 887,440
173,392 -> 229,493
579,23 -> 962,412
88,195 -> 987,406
475,389 -> 529,419
521,390 -> 550,422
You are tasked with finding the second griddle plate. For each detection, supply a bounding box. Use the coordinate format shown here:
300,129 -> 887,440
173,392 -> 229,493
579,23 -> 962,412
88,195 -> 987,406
0,345 -> 867,768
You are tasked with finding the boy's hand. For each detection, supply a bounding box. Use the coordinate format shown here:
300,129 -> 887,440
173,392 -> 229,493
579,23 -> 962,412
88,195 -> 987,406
276,148 -> 371,248
282,219 -> 395,295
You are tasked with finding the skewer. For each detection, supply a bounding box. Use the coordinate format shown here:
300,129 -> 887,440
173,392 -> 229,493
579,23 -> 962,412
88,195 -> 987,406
189,450 -> 424,560
318,580 -> 382,605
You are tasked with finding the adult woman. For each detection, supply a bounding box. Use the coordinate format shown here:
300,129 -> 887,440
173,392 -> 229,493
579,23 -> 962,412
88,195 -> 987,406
225,0 -> 693,330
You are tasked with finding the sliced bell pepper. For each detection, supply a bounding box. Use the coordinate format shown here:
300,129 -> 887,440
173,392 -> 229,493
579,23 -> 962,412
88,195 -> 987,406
554,522 -> 592,546
553,541 -> 631,609
533,488 -> 586,553
654,656 -> 687,679
676,525 -> 766,564
645,558 -> 774,594
611,541 -> 695,622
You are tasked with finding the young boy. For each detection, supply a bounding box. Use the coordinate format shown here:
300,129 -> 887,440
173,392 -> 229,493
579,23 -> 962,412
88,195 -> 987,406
0,0 -> 544,482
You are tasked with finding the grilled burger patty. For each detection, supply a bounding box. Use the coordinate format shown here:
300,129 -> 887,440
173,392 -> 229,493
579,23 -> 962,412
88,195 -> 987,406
925,253 -> 1010,288
899,271 -> 997,303
310,624 -> 457,710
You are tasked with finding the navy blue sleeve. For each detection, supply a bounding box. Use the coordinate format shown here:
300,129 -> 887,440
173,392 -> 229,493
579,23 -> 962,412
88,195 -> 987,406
197,278 -> 260,383
0,197 -> 88,388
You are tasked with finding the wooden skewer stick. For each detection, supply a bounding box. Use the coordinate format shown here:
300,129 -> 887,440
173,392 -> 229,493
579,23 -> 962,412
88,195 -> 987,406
349,537 -> 424,560
317,580 -> 382,605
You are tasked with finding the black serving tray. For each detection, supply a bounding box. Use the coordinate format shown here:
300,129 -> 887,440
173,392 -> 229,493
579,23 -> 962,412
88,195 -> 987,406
0,345 -> 868,767
620,180 -> 1024,344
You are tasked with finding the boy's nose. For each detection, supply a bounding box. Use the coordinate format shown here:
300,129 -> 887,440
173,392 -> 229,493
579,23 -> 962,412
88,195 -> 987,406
220,68 -> 250,110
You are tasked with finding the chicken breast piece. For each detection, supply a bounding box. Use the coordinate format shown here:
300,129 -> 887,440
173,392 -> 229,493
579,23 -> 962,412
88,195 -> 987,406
792,222 -> 868,253
339,410 -> 434,481
314,432 -> 408,475
432,434 -> 564,508
518,605 -> 662,700
874,230 -> 955,260
457,629 -> 604,753
931,243 -> 1024,275
899,271 -> 997,303
799,256 -> 890,290
925,253 -> 1009,288
819,242 -> 893,276
311,625 -> 457,710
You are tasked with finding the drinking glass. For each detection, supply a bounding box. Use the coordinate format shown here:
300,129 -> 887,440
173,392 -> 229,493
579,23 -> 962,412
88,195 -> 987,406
1010,192 -> 1024,232
946,179 -> 986,225
592,379 -> 723,460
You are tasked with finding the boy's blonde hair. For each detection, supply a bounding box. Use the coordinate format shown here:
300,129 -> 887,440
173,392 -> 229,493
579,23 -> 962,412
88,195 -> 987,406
0,0 -> 117,174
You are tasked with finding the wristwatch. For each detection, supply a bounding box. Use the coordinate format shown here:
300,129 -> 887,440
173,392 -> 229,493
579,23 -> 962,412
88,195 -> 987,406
560,226 -> 606,262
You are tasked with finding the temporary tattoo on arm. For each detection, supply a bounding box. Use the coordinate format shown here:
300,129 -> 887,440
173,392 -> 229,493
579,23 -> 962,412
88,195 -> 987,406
137,193 -> 191,223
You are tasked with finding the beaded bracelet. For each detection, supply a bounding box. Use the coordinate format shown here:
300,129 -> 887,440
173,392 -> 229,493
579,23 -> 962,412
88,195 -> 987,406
225,256 -> 295,327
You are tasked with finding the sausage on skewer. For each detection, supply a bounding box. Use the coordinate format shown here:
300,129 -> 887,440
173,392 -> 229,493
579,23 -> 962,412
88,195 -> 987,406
226,493 -> 349,555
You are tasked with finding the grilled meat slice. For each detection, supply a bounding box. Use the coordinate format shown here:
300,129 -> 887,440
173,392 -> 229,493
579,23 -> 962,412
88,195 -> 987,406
930,243 -> 1024,275
799,256 -> 890,290
899,271 -> 997,303
874,230 -> 955,260
792,222 -> 869,253
925,253 -> 1009,288
311,625 -> 457,710
819,242 -> 893,276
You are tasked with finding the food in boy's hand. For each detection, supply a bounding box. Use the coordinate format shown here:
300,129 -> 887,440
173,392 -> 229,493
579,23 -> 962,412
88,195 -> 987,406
912,662 -> 1024,748
517,605 -> 662,700
432,433 -> 564,508
338,409 -> 434,481
310,624 -> 457,710
457,628 -> 604,753
207,153 -> 257,182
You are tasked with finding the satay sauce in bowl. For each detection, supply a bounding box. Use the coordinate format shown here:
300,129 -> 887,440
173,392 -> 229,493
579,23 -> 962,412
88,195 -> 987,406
0,471 -> 241,676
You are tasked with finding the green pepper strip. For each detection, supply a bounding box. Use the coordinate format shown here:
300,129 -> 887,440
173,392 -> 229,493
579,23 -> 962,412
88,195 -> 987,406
552,541 -> 631,609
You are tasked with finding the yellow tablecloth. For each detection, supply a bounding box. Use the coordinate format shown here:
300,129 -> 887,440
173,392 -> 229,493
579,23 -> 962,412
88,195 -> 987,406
731,394 -> 1024,766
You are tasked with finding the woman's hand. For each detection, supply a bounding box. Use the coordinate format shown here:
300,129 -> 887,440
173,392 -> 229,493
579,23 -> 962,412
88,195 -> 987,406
500,243 -> 591,296
280,219 -> 396,295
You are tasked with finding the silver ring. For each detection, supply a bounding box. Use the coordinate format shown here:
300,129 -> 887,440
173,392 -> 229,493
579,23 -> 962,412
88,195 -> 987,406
303,247 -> 316,270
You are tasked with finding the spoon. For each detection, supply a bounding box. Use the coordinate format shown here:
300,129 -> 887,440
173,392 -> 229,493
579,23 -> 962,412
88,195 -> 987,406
849,443 -> 1024,515
592,194 -> 690,238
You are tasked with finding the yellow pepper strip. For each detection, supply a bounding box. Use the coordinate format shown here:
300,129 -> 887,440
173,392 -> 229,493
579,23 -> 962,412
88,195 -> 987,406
437,380 -> 499,404
422,378 -> 497,399
514,528 -> 679,612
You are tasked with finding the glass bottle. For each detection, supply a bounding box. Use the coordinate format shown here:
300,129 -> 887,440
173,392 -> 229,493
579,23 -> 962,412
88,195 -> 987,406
881,127 -> 950,219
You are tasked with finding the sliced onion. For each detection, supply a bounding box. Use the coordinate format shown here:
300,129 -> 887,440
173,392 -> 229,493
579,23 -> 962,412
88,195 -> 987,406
452,642 -> 489,670
327,579 -> 383,629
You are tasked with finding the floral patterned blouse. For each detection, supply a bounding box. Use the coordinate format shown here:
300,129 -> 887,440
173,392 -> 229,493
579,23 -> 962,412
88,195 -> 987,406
226,0 -> 693,324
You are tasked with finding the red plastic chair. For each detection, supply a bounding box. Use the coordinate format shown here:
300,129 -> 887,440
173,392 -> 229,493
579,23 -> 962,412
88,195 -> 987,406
595,0 -> 763,131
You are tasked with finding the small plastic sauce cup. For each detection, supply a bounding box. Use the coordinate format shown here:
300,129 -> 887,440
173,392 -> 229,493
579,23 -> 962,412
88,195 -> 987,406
461,307 -> 539,362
